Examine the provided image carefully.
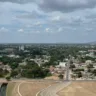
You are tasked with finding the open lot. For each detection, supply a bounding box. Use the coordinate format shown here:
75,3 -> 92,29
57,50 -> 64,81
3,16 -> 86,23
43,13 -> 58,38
6,80 -> 56,96
6,82 -> 20,96
58,81 -> 96,96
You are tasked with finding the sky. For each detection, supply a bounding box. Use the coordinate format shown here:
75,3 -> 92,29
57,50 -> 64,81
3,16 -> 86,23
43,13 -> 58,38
0,0 -> 96,43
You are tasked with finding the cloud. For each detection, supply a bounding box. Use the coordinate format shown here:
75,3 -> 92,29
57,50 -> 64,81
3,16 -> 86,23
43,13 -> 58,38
52,16 -> 61,21
45,28 -> 50,32
16,10 -> 47,20
0,27 -> 8,32
16,11 -> 38,19
39,0 -> 96,12
18,29 -> 24,32
0,0 -> 35,4
85,28 -> 93,31
1,0 -> 96,13
45,28 -> 54,33
58,27 -> 63,32
36,30 -> 40,33
34,21 -> 41,26
0,0 -> 96,43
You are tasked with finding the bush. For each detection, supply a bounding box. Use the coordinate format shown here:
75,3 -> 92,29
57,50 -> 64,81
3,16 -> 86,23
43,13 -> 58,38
58,74 -> 63,79
77,72 -> 82,78
70,64 -> 76,69
6,76 -> 11,81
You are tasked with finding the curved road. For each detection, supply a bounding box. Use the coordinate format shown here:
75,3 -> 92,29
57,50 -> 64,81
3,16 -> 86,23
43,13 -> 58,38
38,82 -> 71,96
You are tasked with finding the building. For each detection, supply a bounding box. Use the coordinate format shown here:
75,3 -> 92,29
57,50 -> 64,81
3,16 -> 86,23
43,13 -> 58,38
85,60 -> 92,65
7,54 -> 20,58
19,45 -> 24,51
59,62 -> 66,68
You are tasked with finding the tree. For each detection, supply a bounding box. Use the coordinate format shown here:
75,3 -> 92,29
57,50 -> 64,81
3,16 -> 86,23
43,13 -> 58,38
77,72 -> 82,78
92,69 -> 96,76
0,68 -> 4,77
11,70 -> 18,78
10,62 -> 19,70
70,64 -> 76,69
87,64 -> 94,69
6,76 -> 11,81
58,74 -> 64,79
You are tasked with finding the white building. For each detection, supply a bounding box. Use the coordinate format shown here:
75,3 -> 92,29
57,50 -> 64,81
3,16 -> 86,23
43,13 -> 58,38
59,62 -> 66,68
7,54 -> 20,58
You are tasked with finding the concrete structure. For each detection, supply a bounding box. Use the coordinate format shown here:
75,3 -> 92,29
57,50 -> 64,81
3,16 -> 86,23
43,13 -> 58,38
59,62 -> 66,68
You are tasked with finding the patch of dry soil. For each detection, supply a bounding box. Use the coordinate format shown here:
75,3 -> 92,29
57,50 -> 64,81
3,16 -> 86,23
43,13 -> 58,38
58,82 -> 96,96
19,81 -> 55,96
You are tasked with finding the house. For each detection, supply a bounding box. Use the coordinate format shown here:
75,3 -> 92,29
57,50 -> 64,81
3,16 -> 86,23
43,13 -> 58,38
7,54 -> 20,58
3,65 -> 11,72
59,62 -> 66,68
49,66 -> 55,74
85,60 -> 92,65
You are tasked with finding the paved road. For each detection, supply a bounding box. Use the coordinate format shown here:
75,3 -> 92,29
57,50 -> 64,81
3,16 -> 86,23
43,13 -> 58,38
38,82 -> 71,96
65,61 -> 70,81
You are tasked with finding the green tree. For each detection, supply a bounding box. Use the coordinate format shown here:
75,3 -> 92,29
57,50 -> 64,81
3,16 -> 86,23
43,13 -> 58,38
11,70 -> 18,78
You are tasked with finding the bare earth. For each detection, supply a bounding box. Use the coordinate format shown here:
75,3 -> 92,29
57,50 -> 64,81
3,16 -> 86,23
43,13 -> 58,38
19,81 -> 56,96
6,80 -> 56,96
58,81 -> 96,96
7,82 -> 21,96
38,82 -> 70,96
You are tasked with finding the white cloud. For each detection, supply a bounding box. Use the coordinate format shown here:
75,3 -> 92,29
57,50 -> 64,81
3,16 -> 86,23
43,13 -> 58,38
45,28 -> 50,32
52,16 -> 61,21
18,29 -> 24,32
45,28 -> 57,34
58,27 -> 63,32
0,27 -> 8,32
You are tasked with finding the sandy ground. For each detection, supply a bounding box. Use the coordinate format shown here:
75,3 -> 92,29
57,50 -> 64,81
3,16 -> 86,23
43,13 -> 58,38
7,82 -> 20,96
58,81 -> 96,96
38,82 -> 70,96
6,80 -> 56,96
19,81 -> 56,96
